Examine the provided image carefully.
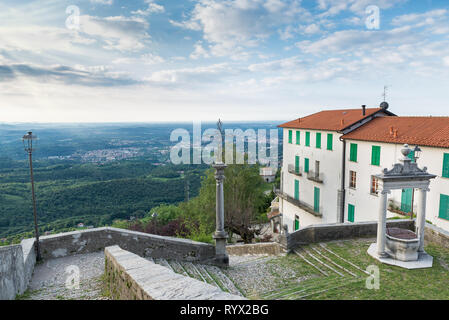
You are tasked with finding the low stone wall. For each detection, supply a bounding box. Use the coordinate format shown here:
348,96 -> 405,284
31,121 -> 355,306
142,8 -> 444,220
283,219 -> 415,251
104,245 -> 244,300
0,239 -> 36,300
39,227 -> 215,263
226,242 -> 281,256
425,223 -> 449,248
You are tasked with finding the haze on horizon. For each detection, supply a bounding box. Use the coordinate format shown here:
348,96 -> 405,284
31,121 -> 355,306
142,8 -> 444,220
1,0 -> 449,123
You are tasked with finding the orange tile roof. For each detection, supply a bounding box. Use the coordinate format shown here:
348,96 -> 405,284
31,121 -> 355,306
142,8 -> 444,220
278,108 -> 386,131
342,117 -> 449,148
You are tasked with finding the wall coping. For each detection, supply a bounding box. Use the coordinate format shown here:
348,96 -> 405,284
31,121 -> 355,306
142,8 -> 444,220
105,245 -> 245,300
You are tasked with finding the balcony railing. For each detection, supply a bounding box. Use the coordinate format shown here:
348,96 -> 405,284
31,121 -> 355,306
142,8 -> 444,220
287,164 -> 302,176
306,170 -> 324,183
275,190 -> 322,217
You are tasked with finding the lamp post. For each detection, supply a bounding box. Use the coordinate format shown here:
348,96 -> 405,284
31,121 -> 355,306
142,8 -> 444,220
22,132 -> 41,261
212,119 -> 229,266
410,146 -> 422,220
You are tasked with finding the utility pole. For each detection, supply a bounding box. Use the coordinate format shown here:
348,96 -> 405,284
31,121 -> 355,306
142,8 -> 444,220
23,132 -> 41,261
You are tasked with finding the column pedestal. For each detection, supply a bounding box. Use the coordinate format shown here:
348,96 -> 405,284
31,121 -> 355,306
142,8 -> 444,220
212,163 -> 229,267
377,190 -> 390,258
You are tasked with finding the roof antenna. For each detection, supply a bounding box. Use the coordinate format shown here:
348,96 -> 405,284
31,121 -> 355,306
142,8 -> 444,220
380,85 -> 390,110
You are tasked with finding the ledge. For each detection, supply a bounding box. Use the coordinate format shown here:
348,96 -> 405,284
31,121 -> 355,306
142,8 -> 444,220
104,245 -> 245,300
276,191 -> 322,217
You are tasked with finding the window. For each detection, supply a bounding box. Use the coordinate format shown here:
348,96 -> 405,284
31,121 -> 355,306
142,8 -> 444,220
316,132 -> 321,149
288,130 -> 292,144
349,171 -> 356,189
348,204 -> 355,223
439,194 -> 449,220
314,187 -> 320,213
305,132 -> 310,146
349,143 -> 358,162
295,215 -> 300,231
443,153 -> 449,178
294,180 -> 299,200
327,133 -> 333,151
296,131 -> 300,145
370,176 -> 379,195
295,156 -> 300,174
371,146 -> 381,166
304,158 -> 309,173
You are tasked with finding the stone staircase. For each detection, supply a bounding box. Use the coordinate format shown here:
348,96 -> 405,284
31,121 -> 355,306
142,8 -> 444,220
149,258 -> 245,297
258,243 -> 369,300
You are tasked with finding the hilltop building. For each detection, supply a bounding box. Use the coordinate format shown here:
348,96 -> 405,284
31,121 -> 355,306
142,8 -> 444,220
277,103 -> 449,234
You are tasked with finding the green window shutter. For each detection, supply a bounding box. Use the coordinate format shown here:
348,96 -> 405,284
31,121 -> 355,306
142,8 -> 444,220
296,131 -> 300,145
295,218 -> 300,231
314,187 -> 320,213
316,132 -> 321,149
350,143 -> 358,162
439,194 -> 449,220
288,130 -> 292,144
371,146 -> 381,166
304,158 -> 309,173
327,133 -> 333,150
295,156 -> 300,173
443,153 -> 449,178
305,132 -> 310,146
408,150 -> 415,163
348,204 -> 355,222
294,180 -> 299,200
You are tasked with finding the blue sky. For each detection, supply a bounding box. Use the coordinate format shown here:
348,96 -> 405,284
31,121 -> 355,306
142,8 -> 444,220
0,0 -> 448,122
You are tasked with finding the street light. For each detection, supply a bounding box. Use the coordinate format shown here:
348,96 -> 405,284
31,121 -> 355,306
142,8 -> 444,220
22,132 -> 41,261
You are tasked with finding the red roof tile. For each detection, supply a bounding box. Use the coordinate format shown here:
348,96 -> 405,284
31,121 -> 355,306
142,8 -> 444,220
342,117 -> 449,148
278,108 -> 386,131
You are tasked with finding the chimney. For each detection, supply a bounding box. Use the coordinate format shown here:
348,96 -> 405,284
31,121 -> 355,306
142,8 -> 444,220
393,129 -> 398,138
389,126 -> 394,135
362,105 -> 366,116
298,118 -> 301,123
340,119 -> 345,126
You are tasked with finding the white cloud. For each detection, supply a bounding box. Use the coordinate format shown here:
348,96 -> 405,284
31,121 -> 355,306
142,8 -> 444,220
90,0 -> 113,5
79,15 -> 150,51
190,41 -> 210,59
444,57 -> 449,67
171,0 -> 310,58
132,1 -> 165,16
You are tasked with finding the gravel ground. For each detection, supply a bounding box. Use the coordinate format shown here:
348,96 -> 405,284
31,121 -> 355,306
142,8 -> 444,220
225,253 -> 301,297
24,251 -> 109,300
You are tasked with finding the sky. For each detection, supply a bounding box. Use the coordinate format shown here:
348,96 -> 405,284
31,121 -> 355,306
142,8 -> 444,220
0,0 -> 448,123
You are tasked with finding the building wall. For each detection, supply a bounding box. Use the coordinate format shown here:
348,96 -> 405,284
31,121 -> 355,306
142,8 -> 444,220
343,140 -> 449,232
281,127 -> 343,232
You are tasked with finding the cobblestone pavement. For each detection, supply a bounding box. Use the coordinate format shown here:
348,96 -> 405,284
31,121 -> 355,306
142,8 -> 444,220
24,251 -> 109,300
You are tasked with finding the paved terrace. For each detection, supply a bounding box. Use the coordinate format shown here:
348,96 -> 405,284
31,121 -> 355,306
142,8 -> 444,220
20,236 -> 449,300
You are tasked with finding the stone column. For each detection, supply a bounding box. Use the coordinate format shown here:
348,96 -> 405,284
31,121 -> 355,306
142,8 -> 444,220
212,163 -> 229,266
377,189 -> 390,258
417,188 -> 429,252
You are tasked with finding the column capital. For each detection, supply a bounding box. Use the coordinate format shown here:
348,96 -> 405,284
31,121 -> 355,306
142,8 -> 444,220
380,189 -> 391,195
419,187 -> 430,192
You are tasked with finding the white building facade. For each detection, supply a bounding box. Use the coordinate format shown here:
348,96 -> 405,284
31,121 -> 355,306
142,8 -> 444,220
278,106 -> 394,233
279,106 -> 449,234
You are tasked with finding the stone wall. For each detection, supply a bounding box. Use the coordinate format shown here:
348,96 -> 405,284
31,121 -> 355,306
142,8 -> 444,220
282,219 -> 415,250
425,223 -> 449,248
0,239 -> 36,300
104,245 -> 244,300
39,227 -> 216,263
226,242 -> 282,255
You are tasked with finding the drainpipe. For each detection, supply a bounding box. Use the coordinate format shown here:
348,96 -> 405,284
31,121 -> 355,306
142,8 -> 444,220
339,138 -> 346,223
